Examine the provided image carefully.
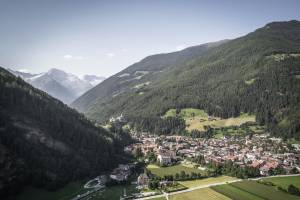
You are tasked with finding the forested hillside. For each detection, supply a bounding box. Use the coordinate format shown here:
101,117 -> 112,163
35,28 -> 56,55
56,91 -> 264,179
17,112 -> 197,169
0,68 -> 130,197
72,40 -> 227,113
72,20 -> 300,139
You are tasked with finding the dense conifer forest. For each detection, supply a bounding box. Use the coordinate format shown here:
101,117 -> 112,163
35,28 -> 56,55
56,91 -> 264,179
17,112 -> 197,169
73,21 -> 300,139
0,68 -> 131,197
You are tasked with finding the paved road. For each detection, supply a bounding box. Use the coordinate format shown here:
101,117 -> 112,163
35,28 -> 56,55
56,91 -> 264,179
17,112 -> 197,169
135,179 -> 241,200
135,174 -> 300,200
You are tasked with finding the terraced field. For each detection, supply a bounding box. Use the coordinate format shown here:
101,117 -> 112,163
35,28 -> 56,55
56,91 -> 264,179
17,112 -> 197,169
169,188 -> 231,200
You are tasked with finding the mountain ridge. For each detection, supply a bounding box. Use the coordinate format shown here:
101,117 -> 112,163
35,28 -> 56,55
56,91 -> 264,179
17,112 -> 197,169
71,40 -> 229,112
72,20 -> 300,138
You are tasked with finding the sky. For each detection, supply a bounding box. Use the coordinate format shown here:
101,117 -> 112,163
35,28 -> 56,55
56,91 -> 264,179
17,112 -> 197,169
0,0 -> 300,77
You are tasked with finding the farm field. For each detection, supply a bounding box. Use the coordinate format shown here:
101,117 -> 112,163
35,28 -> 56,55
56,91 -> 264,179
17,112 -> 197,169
212,184 -> 264,200
147,164 -> 204,177
169,188 -> 231,200
231,181 -> 300,200
263,175 -> 300,189
179,176 -> 238,188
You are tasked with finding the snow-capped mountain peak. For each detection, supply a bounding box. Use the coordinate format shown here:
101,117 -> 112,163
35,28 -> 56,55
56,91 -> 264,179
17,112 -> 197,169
8,68 -> 105,104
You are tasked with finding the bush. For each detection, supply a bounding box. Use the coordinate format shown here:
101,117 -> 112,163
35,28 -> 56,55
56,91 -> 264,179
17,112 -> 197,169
287,184 -> 300,196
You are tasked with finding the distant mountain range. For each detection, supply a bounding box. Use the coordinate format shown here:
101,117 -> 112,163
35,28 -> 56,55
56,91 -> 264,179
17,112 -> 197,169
8,68 -> 105,104
72,20 -> 300,138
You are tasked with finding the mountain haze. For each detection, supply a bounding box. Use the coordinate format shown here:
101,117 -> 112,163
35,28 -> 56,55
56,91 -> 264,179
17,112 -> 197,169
72,20 -> 300,138
9,68 -> 105,104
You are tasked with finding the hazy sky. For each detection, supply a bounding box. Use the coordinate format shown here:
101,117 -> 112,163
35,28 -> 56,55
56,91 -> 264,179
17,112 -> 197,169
1,0 -> 300,77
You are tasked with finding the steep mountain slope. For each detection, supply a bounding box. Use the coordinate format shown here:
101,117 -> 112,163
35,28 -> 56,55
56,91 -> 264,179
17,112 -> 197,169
0,67 -> 127,197
9,68 -> 104,104
73,20 -> 300,138
72,40 -> 228,112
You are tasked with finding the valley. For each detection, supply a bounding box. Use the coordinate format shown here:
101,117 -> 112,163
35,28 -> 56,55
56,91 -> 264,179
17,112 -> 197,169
1,17 -> 300,200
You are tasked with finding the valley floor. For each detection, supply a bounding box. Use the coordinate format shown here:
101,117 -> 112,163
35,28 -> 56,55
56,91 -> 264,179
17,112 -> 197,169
135,174 -> 300,200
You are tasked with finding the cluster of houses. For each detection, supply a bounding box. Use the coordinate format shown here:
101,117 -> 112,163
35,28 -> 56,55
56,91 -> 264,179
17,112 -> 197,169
126,132 -> 300,176
109,113 -> 126,123
110,164 -> 135,182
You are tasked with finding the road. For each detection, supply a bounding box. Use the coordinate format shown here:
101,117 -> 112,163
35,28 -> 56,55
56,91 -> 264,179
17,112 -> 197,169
135,179 -> 241,200
134,174 -> 300,200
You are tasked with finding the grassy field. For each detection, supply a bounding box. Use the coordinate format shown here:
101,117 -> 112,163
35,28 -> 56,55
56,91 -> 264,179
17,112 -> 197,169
212,124 -> 264,139
151,197 -> 166,200
91,184 -> 137,200
186,113 -> 256,131
147,164 -> 160,169
263,176 -> 300,189
169,188 -> 231,200
212,184 -> 264,200
179,176 -> 238,188
163,108 -> 256,132
16,181 -> 138,200
147,164 -> 203,177
231,181 -> 300,200
16,181 -> 87,200
288,138 -> 300,144
164,108 -> 208,119
164,183 -> 187,193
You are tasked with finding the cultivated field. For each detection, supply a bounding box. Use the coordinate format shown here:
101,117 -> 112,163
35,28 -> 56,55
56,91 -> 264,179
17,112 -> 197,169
231,181 -> 300,200
212,184 -> 263,200
169,188 -> 231,200
263,175 -> 300,189
147,164 -> 203,178
179,176 -> 238,188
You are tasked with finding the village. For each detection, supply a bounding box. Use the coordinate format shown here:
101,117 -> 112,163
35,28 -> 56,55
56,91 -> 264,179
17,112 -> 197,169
126,132 -> 300,178
71,114 -> 300,200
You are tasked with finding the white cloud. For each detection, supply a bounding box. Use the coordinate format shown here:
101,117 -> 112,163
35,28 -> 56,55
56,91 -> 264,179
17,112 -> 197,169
18,69 -> 29,73
176,45 -> 186,51
106,52 -> 115,58
63,54 -> 84,60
